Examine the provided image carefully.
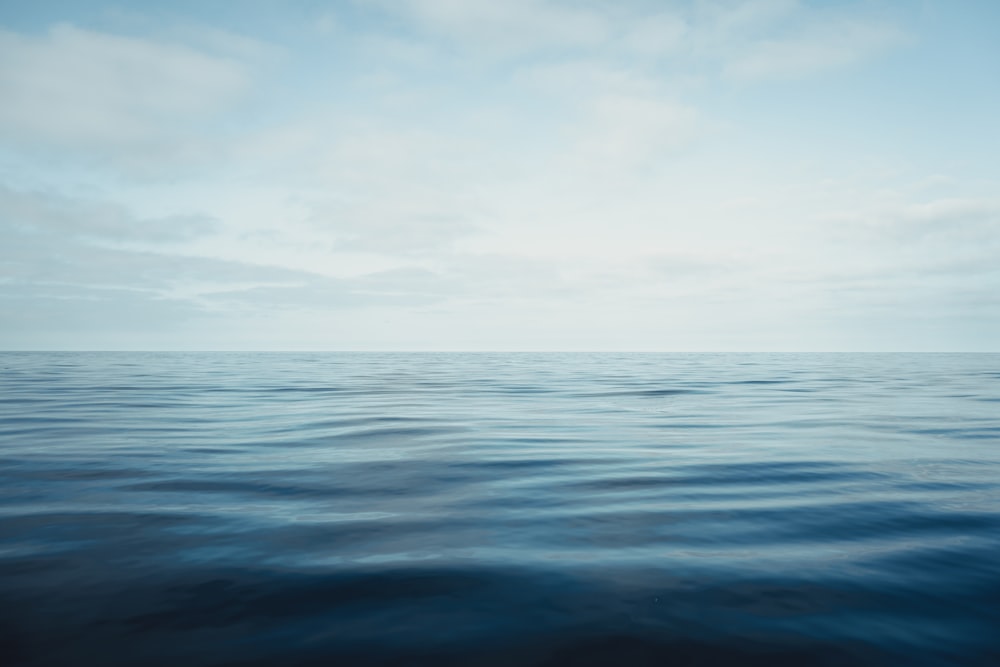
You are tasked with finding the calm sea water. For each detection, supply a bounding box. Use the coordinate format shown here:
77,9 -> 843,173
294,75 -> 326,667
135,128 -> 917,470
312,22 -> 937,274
1,352 -> 999,666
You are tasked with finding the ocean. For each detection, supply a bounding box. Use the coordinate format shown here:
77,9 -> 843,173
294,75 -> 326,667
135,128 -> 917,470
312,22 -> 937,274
1,352 -> 999,666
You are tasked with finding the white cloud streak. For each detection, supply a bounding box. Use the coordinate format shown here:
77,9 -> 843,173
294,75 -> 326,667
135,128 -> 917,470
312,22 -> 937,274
0,24 -> 251,154
2,1 -> 995,350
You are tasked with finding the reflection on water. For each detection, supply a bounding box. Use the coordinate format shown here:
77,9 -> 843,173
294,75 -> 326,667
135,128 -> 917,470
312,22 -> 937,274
1,352 -> 1000,666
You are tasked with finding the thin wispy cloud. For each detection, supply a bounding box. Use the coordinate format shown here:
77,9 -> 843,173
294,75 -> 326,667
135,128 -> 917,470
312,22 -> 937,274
0,0 -> 997,350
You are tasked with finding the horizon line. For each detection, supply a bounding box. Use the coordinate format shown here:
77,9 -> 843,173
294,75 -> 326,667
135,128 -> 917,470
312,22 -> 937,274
2,349 -> 997,354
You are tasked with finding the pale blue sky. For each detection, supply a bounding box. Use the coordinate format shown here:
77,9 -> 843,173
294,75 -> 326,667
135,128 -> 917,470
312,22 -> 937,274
1,0 -> 998,350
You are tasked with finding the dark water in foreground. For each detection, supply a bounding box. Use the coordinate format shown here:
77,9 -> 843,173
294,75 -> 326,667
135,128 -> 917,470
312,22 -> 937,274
1,352 -> 1000,666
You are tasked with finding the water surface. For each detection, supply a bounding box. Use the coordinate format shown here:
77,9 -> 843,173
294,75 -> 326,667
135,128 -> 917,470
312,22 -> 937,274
2,352 -> 999,665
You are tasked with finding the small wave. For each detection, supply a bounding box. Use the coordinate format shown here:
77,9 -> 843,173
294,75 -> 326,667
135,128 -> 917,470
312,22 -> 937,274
2,352 -> 1000,666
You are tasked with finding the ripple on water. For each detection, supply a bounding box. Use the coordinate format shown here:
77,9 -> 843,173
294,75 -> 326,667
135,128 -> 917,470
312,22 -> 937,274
1,352 -> 999,666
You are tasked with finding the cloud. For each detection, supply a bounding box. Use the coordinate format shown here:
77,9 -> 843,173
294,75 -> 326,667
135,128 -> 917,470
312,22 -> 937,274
380,0 -> 609,58
830,197 -> 1000,260
694,0 -> 800,41
0,230 -> 305,299
515,59 -> 659,98
364,0 -> 905,85
0,184 -> 301,297
0,282 -> 210,348
0,182 -> 466,345
776,196 -> 1000,328
619,11 -> 689,57
0,184 -> 217,242
307,199 -> 479,254
722,16 -> 906,81
565,94 -> 701,171
0,24 -> 251,154
878,199 -> 1000,243
0,2 -> 987,351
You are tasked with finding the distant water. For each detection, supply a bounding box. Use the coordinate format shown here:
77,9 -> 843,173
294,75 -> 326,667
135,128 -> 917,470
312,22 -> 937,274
2,352 -> 1000,666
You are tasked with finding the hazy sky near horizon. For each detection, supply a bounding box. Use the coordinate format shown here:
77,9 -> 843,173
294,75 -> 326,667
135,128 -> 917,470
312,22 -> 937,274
1,0 -> 998,350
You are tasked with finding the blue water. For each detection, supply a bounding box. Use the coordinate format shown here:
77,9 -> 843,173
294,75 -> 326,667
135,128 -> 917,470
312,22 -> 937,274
2,352 -> 1000,666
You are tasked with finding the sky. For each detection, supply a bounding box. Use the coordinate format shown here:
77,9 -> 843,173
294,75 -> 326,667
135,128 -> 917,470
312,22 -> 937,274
1,0 -> 998,351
